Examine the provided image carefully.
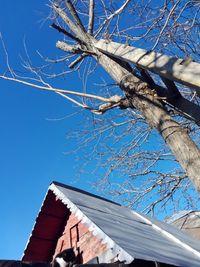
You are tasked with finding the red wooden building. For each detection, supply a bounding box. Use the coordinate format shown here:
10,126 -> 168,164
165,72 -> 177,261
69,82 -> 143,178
21,182 -> 200,267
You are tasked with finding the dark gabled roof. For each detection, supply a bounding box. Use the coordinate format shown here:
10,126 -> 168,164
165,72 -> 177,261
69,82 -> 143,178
23,182 -> 200,267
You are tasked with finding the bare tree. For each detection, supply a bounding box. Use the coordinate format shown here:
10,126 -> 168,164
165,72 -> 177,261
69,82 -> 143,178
1,0 -> 200,216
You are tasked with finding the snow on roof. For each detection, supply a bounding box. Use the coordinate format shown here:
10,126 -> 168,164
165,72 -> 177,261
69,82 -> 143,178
49,182 -> 200,267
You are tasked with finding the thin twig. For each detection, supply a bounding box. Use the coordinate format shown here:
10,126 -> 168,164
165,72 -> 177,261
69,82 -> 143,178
0,33 -> 14,77
55,91 -> 90,109
151,0 -> 181,50
95,0 -> 131,37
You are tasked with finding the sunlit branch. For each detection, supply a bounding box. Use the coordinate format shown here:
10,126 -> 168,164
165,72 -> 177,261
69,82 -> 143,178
55,91 -> 90,109
95,0 -> 131,37
53,4 -> 89,43
0,75 -> 120,103
68,53 -> 87,68
56,40 -> 95,55
88,0 -> 95,34
0,33 -> 14,77
56,41 -> 83,53
151,0 -> 181,50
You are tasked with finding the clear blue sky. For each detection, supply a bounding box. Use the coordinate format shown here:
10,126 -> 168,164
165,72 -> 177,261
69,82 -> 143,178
0,1 -> 101,259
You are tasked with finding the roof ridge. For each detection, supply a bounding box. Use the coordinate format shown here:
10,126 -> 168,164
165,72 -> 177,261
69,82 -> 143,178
51,181 -> 121,206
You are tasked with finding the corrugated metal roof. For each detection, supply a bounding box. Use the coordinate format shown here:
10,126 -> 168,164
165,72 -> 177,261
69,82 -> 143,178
49,181 -> 200,267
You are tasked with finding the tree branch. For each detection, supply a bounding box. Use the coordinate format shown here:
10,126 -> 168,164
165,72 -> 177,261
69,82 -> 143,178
51,23 -> 79,42
0,75 -> 116,102
65,0 -> 86,33
56,40 -> 95,56
56,41 -> 82,53
88,0 -> 95,35
151,0 -> 182,50
95,0 -> 131,37
161,77 -> 182,99
53,4 -> 89,43
68,53 -> 87,68
0,74 -> 128,115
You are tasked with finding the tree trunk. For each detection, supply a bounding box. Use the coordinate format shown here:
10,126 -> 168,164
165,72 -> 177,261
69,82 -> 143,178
94,48 -> 200,193
53,2 -> 200,195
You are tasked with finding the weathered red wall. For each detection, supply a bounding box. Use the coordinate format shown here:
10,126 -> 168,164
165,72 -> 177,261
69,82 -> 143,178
53,213 -> 107,263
